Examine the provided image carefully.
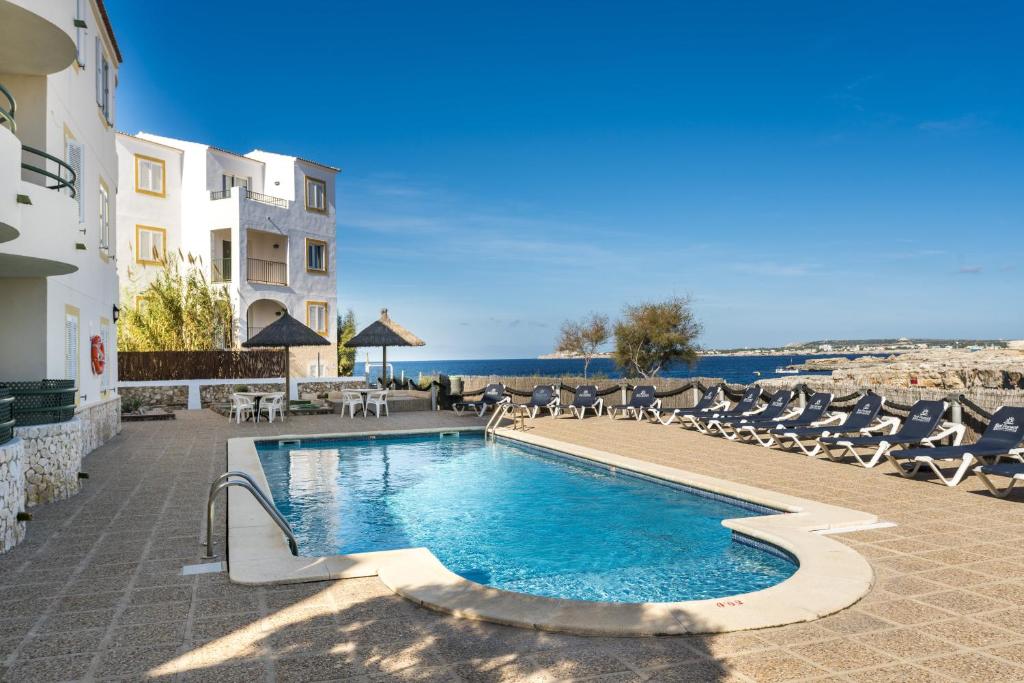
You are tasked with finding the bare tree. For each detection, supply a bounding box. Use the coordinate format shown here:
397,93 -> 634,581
555,313 -> 610,378
612,297 -> 702,378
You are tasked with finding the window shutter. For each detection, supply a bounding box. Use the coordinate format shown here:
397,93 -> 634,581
66,140 -> 84,222
95,38 -> 103,106
65,314 -> 80,384
76,0 -> 87,67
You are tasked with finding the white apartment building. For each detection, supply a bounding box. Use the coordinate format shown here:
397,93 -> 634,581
0,0 -> 122,405
115,133 -> 340,376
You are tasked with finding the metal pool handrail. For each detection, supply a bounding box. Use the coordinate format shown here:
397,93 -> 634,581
204,471 -> 298,558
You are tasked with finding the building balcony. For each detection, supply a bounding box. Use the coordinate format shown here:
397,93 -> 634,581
0,1 -> 77,76
247,257 -> 287,286
210,186 -> 289,209
211,257 -> 231,283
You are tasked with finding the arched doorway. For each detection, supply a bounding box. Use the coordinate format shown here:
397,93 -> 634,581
246,299 -> 287,340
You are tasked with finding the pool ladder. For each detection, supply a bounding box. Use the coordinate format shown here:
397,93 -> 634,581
203,471 -> 298,559
485,403 -> 528,440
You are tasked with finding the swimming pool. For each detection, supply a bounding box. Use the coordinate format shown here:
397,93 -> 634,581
256,432 -> 797,603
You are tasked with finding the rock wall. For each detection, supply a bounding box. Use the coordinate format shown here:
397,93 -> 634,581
120,385 -> 188,409
16,418 -> 84,507
295,379 -> 366,398
77,395 -> 122,456
0,438 -> 26,554
200,382 -> 285,406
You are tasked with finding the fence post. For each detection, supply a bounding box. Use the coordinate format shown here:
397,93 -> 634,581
621,385 -> 628,406
430,384 -> 438,412
798,384 -> 806,410
948,393 -> 962,425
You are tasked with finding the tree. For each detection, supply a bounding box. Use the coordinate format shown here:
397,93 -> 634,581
118,252 -> 235,351
612,297 -> 702,378
555,313 -> 610,378
337,309 -> 357,376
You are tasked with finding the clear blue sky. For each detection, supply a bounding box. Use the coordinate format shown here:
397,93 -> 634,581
109,1 -> 1023,360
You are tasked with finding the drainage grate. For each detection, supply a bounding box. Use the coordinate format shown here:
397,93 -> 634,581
181,561 -> 226,576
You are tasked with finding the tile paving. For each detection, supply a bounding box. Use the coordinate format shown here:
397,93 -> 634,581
1,409 -> 1023,681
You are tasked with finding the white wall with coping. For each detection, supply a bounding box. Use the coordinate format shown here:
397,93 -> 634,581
118,376 -> 364,407
0,438 -> 27,554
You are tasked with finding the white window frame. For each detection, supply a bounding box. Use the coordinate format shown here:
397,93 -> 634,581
135,225 -> 166,265
305,176 -> 327,213
95,37 -> 111,122
306,301 -> 328,336
134,155 -> 165,196
98,181 -> 110,250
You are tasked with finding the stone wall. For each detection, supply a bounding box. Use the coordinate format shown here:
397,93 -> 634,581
120,385 -> 189,409
200,382 -> 285,406
295,379 -> 366,398
16,417 -> 84,507
77,395 -> 122,456
0,438 -> 26,554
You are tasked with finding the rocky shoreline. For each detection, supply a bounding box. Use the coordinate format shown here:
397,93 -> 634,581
785,347 -> 1024,390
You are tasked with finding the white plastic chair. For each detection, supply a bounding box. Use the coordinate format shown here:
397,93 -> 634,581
259,392 -> 286,423
341,391 -> 364,418
366,390 -> 389,418
228,394 -> 254,424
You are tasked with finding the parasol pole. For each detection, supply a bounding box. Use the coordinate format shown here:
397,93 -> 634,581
283,346 -> 291,415
382,345 -> 387,387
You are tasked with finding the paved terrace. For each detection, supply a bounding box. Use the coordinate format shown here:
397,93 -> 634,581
2,410 -> 1024,682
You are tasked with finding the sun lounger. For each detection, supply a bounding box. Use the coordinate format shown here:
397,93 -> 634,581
886,406 -> 1024,487
560,385 -> 604,419
688,386 -> 763,432
705,389 -> 796,440
736,392 -> 834,446
775,393 -> 888,457
520,385 -> 559,418
972,414 -> 1024,496
819,400 -> 959,468
608,385 -> 659,421
652,385 -> 727,425
452,383 -> 509,417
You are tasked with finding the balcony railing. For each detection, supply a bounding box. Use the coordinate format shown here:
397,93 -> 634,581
0,83 -> 16,133
247,257 -> 287,286
211,257 -> 231,283
210,186 -> 289,209
21,145 -> 76,197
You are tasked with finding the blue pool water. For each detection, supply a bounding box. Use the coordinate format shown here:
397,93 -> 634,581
257,433 -> 797,603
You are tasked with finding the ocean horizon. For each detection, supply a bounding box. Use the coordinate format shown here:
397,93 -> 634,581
365,354 -> 880,385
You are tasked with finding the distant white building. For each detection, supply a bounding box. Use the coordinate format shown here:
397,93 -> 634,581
115,133 -> 340,376
0,0 -> 122,405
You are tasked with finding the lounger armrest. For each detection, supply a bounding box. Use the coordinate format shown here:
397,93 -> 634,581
993,449 -> 1024,463
781,408 -> 801,420
711,400 -> 730,411
924,421 -> 966,447
811,412 -> 844,427
862,416 -> 900,435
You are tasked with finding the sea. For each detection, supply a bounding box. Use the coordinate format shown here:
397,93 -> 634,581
381,354 -> 879,386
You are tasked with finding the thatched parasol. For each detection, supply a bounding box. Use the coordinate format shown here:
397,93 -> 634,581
242,312 -> 331,411
345,309 -> 425,385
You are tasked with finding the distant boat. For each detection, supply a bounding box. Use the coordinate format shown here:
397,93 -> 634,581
775,359 -> 799,374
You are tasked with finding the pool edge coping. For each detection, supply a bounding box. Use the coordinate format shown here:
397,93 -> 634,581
226,426 -> 876,636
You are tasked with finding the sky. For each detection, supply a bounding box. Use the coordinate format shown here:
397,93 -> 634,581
107,1 -> 1024,360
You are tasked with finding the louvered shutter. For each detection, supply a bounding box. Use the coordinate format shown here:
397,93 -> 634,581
66,140 -> 84,221
76,0 -> 87,67
65,313 -> 79,385
95,38 -> 103,107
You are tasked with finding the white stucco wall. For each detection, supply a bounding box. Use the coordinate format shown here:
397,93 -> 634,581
0,0 -> 121,407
